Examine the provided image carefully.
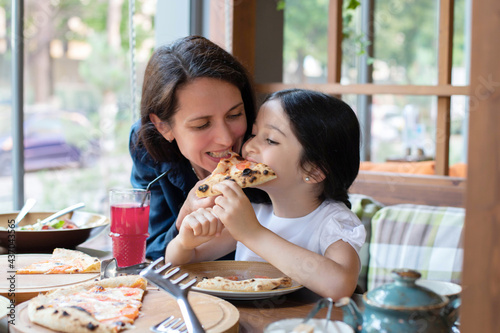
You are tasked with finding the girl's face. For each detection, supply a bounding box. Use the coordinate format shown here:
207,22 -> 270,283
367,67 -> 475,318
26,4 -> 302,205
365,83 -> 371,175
242,99 -> 306,191
154,77 -> 247,178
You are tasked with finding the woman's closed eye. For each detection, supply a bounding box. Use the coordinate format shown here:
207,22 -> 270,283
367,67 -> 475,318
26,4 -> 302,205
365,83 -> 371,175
193,122 -> 210,130
227,112 -> 244,120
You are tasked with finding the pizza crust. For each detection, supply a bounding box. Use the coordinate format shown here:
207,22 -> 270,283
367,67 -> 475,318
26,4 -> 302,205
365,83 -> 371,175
196,276 -> 292,292
27,275 -> 147,333
17,248 -> 101,274
28,300 -> 110,333
196,152 -> 277,198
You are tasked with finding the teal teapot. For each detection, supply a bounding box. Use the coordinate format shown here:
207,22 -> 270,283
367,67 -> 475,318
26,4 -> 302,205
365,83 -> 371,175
336,269 -> 460,333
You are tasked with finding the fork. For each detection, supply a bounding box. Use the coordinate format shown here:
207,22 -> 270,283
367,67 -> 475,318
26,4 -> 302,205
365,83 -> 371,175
140,257 -> 205,333
151,315 -> 187,333
100,258 -> 149,279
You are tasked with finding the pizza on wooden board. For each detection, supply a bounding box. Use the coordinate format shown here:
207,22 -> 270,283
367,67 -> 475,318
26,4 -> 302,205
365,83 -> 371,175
196,152 -> 277,198
17,248 -> 100,274
27,275 -> 147,333
196,276 -> 292,292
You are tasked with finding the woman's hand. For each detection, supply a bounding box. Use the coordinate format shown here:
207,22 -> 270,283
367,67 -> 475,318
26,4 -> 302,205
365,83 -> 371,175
178,208 -> 224,249
211,180 -> 262,241
176,180 -> 216,230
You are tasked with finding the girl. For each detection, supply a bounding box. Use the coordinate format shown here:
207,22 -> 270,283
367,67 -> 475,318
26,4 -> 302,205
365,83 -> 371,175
165,89 -> 365,300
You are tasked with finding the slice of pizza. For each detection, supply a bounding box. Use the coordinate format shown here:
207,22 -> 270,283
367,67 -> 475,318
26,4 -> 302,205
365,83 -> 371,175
17,248 -> 100,274
27,275 -> 147,333
196,276 -> 292,292
196,152 -> 277,198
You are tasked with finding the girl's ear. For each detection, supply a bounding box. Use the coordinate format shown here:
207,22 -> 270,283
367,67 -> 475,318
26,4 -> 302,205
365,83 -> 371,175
150,114 -> 174,142
303,164 -> 326,183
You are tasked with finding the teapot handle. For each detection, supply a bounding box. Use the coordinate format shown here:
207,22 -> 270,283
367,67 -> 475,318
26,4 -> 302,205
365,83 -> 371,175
443,297 -> 461,327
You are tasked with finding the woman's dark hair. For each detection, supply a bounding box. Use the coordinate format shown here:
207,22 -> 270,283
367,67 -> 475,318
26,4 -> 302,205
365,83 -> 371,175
137,36 -> 256,162
265,89 -> 360,208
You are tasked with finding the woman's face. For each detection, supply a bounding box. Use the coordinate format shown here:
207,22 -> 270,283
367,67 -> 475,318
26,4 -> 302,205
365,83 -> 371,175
157,77 -> 247,177
242,99 -> 305,191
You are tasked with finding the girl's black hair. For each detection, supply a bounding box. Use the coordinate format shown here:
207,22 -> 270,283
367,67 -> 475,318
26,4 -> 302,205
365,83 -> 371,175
265,89 -> 360,208
136,36 -> 256,162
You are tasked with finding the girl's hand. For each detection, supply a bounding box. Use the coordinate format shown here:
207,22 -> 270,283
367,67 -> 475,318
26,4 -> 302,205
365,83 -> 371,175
178,208 -> 224,249
176,180 -> 216,230
211,180 -> 262,241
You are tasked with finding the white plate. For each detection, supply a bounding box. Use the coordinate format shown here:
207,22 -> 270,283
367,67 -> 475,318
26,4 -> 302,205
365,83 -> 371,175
265,318 -> 354,333
0,295 -> 10,319
191,284 -> 303,300
174,261 -> 303,300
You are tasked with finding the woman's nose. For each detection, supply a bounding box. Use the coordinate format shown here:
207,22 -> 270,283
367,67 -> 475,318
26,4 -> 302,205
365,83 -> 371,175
213,123 -> 233,146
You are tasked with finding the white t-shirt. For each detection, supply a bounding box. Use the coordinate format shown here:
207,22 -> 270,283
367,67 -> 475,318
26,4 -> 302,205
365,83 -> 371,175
235,200 -> 366,262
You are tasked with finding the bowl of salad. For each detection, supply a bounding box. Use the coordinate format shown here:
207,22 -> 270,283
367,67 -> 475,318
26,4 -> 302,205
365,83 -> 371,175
0,210 -> 109,252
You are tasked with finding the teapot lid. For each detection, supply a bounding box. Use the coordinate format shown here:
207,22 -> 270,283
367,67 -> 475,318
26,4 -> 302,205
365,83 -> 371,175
365,269 -> 447,309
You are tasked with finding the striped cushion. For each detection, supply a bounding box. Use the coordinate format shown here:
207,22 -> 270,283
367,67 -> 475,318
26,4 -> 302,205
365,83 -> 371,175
367,204 -> 464,290
349,194 -> 384,292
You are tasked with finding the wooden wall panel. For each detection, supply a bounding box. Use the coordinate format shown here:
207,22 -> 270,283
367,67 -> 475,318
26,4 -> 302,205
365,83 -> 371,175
351,172 -> 465,207
461,0 -> 500,331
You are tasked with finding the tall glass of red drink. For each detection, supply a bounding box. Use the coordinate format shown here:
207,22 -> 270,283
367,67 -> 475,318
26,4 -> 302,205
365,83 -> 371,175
109,189 -> 150,267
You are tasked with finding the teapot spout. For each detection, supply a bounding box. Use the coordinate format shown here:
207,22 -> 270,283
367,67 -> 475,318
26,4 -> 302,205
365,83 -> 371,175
336,297 -> 363,333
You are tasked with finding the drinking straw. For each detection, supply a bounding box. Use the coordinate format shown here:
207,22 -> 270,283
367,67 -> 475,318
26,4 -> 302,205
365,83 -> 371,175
140,171 -> 169,207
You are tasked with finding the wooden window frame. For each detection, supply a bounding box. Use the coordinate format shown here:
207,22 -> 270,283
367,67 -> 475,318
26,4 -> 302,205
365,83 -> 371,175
211,1 -> 500,330
255,0 -> 461,177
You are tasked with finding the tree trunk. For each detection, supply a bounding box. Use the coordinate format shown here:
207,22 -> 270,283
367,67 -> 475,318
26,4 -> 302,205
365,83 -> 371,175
107,0 -> 124,49
29,1 -> 54,104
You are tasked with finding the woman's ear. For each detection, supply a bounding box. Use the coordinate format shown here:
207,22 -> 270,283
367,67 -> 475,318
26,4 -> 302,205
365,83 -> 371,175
303,164 -> 326,183
149,114 -> 174,142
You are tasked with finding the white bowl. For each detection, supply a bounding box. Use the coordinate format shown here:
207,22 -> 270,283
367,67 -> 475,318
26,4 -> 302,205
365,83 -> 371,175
264,318 -> 354,333
416,279 -> 462,300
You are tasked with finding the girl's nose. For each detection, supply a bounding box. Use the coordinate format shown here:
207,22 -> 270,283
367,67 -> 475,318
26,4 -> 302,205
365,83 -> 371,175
243,136 -> 256,155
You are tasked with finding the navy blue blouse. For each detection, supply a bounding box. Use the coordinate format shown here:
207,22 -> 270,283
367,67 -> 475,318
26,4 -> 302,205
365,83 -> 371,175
129,121 -> 198,260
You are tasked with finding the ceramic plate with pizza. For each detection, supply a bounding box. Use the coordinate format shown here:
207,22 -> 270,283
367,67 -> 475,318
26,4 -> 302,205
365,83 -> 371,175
171,261 -> 303,300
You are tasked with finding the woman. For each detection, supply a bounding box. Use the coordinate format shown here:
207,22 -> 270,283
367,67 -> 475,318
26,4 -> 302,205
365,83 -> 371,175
129,36 -> 257,260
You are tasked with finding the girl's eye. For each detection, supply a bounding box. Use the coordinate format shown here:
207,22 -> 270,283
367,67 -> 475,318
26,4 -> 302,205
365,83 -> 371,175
248,134 -> 256,139
266,138 -> 278,145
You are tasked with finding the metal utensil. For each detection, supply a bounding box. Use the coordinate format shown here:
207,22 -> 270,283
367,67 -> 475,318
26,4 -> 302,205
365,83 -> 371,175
303,297 -> 333,325
38,202 -> 85,226
14,198 -> 37,227
151,315 -> 187,333
100,258 -> 149,279
140,257 -> 205,333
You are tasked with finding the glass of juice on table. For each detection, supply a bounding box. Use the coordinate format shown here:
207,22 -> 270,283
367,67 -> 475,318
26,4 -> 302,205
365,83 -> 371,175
109,189 -> 150,267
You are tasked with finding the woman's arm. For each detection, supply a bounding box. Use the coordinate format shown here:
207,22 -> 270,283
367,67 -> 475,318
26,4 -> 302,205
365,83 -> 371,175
175,181 -> 216,230
129,125 -> 182,260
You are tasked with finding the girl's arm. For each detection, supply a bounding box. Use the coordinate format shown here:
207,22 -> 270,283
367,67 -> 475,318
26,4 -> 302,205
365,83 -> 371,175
238,229 -> 360,300
165,208 -> 236,266
212,181 -> 360,300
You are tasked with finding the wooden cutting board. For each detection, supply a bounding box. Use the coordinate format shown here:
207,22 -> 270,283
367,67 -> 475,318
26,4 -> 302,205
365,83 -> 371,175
11,289 -> 239,333
0,254 -> 100,304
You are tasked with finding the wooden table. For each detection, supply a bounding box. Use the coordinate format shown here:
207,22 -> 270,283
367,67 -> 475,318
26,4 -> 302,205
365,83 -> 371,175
78,230 -> 359,332
6,229 -> 360,332
228,288 -> 350,332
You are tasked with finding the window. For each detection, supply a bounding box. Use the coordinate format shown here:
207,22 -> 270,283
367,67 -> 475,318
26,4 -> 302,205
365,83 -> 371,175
259,0 -> 470,175
0,0 -> 156,212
